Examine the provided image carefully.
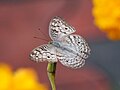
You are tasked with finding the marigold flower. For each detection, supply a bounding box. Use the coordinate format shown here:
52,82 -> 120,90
92,0 -> 120,40
0,63 -> 48,90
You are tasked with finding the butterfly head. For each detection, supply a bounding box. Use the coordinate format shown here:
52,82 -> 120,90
48,41 -> 53,44
48,41 -> 61,48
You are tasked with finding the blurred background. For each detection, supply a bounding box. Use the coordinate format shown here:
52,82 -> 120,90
0,0 -> 120,90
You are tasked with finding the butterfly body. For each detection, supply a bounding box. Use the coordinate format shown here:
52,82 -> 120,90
50,40 -> 77,55
30,16 -> 90,69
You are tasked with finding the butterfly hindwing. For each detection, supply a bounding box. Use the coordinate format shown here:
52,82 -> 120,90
30,44 -> 57,62
49,16 -> 76,41
59,55 -> 86,69
56,34 -> 90,69
64,34 -> 91,59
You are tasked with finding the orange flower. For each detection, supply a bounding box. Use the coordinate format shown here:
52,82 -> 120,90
92,0 -> 120,40
0,63 -> 48,90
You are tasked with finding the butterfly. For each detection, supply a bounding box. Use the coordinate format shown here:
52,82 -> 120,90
29,16 -> 90,69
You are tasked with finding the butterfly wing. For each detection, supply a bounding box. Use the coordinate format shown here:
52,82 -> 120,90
49,16 -> 76,41
64,34 -> 91,59
56,48 -> 86,69
56,34 -> 90,69
29,44 -> 58,63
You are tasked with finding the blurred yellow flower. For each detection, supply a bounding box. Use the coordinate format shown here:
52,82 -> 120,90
92,0 -> 120,40
0,63 -> 48,90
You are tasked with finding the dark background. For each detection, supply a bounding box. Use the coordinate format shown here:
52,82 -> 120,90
0,0 -> 120,90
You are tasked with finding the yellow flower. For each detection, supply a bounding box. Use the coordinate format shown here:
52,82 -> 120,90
0,63 -> 48,90
92,0 -> 120,40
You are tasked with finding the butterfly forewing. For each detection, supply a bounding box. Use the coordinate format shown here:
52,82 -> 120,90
30,44 -> 58,63
49,16 -> 76,41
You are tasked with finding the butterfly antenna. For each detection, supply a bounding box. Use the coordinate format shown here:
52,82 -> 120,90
33,36 -> 49,42
38,28 -> 48,38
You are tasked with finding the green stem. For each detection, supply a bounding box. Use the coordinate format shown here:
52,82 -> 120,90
47,62 -> 57,90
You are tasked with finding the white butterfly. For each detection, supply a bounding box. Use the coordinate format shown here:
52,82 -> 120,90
30,16 -> 90,69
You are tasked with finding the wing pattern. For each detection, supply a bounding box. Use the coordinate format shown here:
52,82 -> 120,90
49,16 -> 75,41
30,44 -> 57,63
56,34 -> 90,68
30,16 -> 90,69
